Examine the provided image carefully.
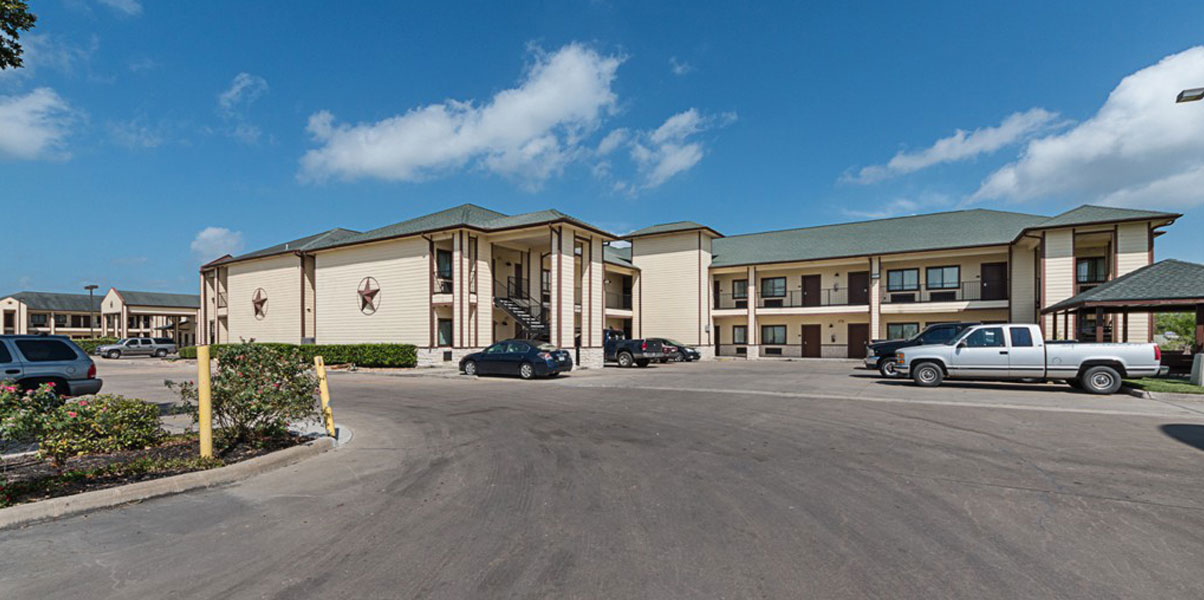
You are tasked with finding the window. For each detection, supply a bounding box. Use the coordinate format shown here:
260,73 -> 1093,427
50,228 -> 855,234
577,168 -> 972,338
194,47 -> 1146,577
54,314 -> 67,327
918,325 -> 960,345
1076,257 -> 1106,283
0,342 -> 11,363
436,249 -> 453,279
29,313 -> 48,327
484,343 -> 506,354
732,325 -> 747,345
761,325 -> 787,345
14,339 -> 78,362
761,277 -> 786,298
887,323 -> 919,340
886,269 -> 919,292
925,266 -> 960,290
963,327 -> 1005,348
731,279 -> 748,299
71,315 -> 91,328
1009,327 -> 1034,347
437,319 -> 453,346
506,341 -> 530,353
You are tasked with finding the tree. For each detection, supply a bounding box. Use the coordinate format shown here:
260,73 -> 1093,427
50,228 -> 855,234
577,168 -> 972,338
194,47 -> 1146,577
1,0 -> 37,70
1155,312 -> 1196,350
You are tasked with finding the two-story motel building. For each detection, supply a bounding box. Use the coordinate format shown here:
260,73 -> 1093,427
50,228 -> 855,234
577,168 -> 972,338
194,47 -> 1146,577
198,203 -> 1178,366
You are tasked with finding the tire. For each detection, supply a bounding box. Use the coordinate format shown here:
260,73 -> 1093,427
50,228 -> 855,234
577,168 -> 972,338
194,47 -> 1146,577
636,359 -> 650,368
155,349 -> 167,358
518,362 -> 535,380
1080,365 -> 1122,395
659,358 -> 669,364
107,350 -> 121,359
617,352 -> 634,368
878,358 -> 899,378
912,362 -> 944,387
463,360 -> 478,376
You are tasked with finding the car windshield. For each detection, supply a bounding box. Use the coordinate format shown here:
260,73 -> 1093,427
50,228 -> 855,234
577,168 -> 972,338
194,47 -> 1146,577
536,343 -> 558,351
115,338 -> 131,344
663,339 -> 686,347
946,330 -> 972,345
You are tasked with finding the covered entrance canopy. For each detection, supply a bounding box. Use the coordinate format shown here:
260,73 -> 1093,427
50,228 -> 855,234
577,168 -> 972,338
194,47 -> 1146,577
1041,259 -> 1204,351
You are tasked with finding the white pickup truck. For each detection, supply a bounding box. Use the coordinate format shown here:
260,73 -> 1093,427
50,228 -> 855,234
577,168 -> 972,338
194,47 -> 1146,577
895,323 -> 1166,395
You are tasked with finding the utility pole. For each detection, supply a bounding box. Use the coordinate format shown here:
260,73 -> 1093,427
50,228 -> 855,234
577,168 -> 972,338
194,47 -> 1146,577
84,284 -> 99,338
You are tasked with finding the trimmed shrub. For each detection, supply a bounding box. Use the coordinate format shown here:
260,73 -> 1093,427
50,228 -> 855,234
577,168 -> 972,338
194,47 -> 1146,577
74,337 -> 119,355
39,396 -> 164,468
0,382 -> 63,447
179,342 -> 416,368
167,342 -> 320,447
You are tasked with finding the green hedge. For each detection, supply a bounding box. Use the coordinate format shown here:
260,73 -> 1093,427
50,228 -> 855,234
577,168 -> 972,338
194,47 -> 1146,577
74,337 -> 119,354
179,342 -> 417,368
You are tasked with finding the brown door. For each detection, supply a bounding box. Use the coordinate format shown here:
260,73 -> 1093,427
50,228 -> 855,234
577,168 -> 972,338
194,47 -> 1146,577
981,262 -> 1007,301
801,275 -> 822,307
801,324 -> 821,357
847,323 -> 869,359
847,271 -> 869,305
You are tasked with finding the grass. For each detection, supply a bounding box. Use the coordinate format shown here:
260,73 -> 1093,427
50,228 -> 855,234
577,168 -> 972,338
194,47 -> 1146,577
1124,377 -> 1204,395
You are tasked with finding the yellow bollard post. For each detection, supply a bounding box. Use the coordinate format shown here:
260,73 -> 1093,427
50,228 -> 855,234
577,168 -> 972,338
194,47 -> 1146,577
197,345 -> 213,459
315,356 -> 336,438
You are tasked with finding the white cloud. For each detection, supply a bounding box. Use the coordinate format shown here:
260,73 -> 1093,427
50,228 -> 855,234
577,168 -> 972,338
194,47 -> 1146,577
841,193 -> 956,220
217,73 -> 269,144
107,118 -> 163,148
0,88 -> 75,160
190,227 -> 244,262
845,108 -> 1062,184
669,57 -> 694,76
97,0 -> 142,16
974,46 -> 1204,208
596,128 -> 628,155
0,34 -> 97,82
299,43 -> 622,186
628,108 -> 736,189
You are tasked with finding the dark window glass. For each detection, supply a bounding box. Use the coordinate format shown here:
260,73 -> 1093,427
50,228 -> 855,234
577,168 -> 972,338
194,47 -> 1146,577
731,279 -> 748,299
54,314 -> 67,327
15,339 -> 78,362
506,341 -> 529,353
887,269 -> 919,292
436,250 -> 453,280
1009,327 -> 1034,347
887,323 -> 919,340
761,325 -> 787,345
0,342 -> 11,363
920,326 -> 959,344
484,343 -> 505,354
732,325 -> 747,345
1076,257 -> 1106,283
437,319 -> 453,346
964,327 -> 1005,348
926,266 -> 960,290
761,277 -> 786,298
29,314 -> 48,327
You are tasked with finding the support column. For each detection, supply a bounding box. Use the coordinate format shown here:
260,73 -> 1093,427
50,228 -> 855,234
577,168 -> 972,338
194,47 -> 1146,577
1095,307 -> 1104,342
746,265 -> 758,359
1195,304 -> 1203,354
869,256 -> 881,339
48,312 -> 56,335
452,232 -> 466,348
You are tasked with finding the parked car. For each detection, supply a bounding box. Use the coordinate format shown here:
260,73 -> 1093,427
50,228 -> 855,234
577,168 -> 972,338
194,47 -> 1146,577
864,322 -> 979,377
95,337 -> 178,359
0,335 -> 102,396
460,339 -> 573,379
647,338 -> 701,363
603,329 -> 666,367
895,323 -> 1166,395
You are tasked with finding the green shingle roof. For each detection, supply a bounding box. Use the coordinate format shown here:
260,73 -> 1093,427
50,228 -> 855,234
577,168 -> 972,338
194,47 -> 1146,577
625,221 -> 721,238
219,227 -> 362,264
1036,205 -> 1178,228
115,290 -> 200,309
1043,259 -> 1204,313
604,245 -> 634,268
2,291 -> 102,312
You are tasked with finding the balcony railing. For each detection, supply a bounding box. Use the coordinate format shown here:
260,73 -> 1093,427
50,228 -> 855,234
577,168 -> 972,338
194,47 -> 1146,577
882,280 -> 1008,304
436,276 -> 453,294
714,288 -> 869,310
714,293 -> 750,310
605,291 -> 632,310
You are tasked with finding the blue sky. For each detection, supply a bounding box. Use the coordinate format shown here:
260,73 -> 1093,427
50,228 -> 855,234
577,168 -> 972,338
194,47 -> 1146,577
3,0 -> 1204,294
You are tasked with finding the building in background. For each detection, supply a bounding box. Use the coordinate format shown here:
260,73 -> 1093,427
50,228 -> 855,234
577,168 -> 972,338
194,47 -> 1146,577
199,203 -> 1179,363
99,289 -> 200,347
0,292 -> 102,338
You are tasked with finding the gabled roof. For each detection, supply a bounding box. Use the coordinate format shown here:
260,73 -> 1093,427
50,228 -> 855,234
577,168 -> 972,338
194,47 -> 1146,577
114,290 -> 200,309
2,291 -> 102,312
1043,259 -> 1204,313
213,227 -> 362,265
1035,205 -> 1179,229
604,245 -> 634,268
625,221 -> 722,239
710,209 -> 1047,267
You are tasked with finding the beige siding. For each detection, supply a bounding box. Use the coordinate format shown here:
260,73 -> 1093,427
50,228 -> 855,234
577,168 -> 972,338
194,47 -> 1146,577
314,237 -> 429,345
1042,230 -> 1074,337
1010,243 -> 1037,323
227,254 -> 303,343
633,232 -> 708,345
1116,222 -> 1152,341
475,239 -> 493,348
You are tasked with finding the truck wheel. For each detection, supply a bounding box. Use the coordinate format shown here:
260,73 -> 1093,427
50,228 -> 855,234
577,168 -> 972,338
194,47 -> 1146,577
107,350 -> 121,359
878,358 -> 899,378
912,363 -> 944,387
1081,365 -> 1122,395
155,348 -> 168,358
617,352 -> 634,368
636,359 -> 650,368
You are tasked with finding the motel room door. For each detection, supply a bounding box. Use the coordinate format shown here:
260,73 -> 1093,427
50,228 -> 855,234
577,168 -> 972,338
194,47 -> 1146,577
801,324 -> 821,358
847,323 -> 869,359
847,271 -> 869,305
981,262 -> 1007,301
801,275 -> 822,307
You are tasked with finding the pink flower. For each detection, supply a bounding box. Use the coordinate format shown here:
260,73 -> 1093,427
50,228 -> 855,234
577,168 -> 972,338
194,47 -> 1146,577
77,400 -> 88,406
46,381 -> 55,387
67,411 -> 77,418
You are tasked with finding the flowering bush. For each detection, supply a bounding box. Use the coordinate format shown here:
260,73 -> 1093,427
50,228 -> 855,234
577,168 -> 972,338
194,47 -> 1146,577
38,396 -> 164,468
167,342 -> 320,447
0,382 -> 63,448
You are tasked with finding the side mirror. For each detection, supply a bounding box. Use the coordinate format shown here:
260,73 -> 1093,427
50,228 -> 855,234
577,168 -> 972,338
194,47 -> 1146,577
957,341 -> 967,349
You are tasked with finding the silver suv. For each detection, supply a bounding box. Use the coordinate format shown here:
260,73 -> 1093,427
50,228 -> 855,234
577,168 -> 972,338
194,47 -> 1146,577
0,335 -> 103,396
96,337 -> 178,359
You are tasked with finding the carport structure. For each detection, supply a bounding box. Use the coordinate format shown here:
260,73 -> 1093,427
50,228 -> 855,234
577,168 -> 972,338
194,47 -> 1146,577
1041,259 -> 1204,352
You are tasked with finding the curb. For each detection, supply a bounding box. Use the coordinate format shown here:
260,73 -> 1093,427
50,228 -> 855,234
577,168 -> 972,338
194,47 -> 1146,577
1124,386 -> 1151,399
0,436 -> 336,531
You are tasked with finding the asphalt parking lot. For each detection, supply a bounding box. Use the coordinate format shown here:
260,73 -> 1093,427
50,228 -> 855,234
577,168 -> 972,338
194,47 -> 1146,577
2,357 -> 1203,598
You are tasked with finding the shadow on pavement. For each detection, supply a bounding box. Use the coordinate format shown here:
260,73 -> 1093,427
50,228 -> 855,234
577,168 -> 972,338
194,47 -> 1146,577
1160,424 -> 1204,452
868,378 -> 1078,395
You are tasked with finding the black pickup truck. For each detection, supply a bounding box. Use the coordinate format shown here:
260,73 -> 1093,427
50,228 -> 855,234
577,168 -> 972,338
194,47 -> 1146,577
864,322 -> 979,377
603,329 -> 666,367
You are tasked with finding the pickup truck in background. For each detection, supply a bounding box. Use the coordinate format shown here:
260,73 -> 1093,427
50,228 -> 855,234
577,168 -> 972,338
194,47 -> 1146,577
895,323 -> 1165,395
864,322 -> 979,377
603,329 -> 666,368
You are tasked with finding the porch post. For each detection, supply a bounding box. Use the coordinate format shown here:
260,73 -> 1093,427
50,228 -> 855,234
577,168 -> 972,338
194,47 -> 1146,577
1095,307 -> 1104,343
746,265 -> 758,359
1195,303 -> 1203,354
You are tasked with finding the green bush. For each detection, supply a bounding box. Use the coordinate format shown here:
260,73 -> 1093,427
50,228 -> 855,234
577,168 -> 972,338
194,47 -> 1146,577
74,337 -> 119,355
179,342 -> 416,368
167,342 -> 320,447
39,395 -> 164,468
0,382 -> 63,448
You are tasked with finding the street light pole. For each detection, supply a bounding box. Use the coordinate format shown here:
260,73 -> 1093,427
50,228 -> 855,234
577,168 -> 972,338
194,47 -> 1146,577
84,284 -> 99,338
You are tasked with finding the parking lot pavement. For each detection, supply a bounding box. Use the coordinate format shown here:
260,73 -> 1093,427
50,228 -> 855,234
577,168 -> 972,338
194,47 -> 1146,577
5,358 -> 1204,598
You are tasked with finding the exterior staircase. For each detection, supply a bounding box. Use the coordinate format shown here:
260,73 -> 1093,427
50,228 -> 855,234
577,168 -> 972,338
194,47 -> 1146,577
494,277 -> 550,341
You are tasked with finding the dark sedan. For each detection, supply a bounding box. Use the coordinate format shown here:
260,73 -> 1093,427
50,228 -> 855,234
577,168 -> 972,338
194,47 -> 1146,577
460,339 -> 573,379
648,338 -> 701,363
